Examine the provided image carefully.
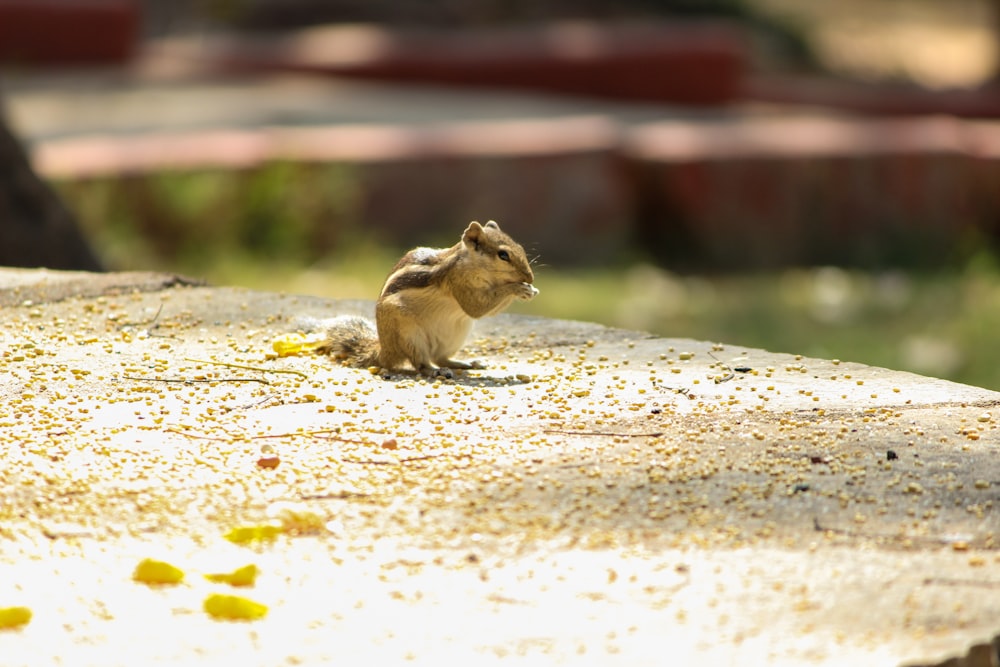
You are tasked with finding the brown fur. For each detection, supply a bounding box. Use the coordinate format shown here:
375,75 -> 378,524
321,220 -> 537,376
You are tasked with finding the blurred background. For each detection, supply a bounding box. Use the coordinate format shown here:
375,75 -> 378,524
2,0 -> 1000,388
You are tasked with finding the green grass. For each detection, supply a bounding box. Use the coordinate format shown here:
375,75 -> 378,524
55,166 -> 1000,391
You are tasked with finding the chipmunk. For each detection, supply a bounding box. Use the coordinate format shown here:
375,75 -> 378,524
319,220 -> 538,377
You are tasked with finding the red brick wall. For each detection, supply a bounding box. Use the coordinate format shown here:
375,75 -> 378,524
0,1 -> 139,65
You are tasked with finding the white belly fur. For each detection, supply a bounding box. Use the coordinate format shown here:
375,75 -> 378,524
415,290 -> 473,359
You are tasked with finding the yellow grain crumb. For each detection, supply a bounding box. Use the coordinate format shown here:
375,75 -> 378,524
0,606 -> 32,630
271,333 -> 325,357
224,524 -> 283,545
204,564 -> 259,587
203,594 -> 268,621
133,558 -> 185,585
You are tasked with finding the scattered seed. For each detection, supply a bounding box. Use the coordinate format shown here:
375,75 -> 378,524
133,559 -> 185,585
203,594 -> 268,621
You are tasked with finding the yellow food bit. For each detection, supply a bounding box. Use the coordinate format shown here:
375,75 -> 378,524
203,594 -> 268,621
204,564 -> 259,587
133,558 -> 185,585
270,333 -> 325,357
0,606 -> 32,630
224,524 -> 283,545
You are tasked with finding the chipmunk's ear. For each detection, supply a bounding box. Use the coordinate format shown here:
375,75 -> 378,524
463,221 -> 485,249
484,220 -> 500,231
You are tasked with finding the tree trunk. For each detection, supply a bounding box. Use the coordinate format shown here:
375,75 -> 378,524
0,103 -> 102,271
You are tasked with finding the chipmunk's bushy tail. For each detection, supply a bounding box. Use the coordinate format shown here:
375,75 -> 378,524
317,315 -> 381,368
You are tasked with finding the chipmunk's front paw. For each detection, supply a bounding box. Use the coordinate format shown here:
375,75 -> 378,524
518,283 -> 539,300
438,358 -> 483,370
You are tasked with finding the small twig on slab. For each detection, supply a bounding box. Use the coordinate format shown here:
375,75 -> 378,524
662,386 -> 696,399
707,351 -> 736,383
543,429 -> 664,438
923,577 -> 1000,588
235,394 -> 279,410
119,303 -> 178,338
299,490 -> 371,500
123,375 -> 271,385
166,426 -> 380,447
165,428 -> 232,442
307,431 -> 382,444
184,357 -> 308,379
813,518 -> 958,547
118,303 -> 163,330
235,428 -> 397,446
342,452 -> 473,466
258,430 -> 373,445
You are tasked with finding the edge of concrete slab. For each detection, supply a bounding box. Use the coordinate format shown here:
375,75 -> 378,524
0,267 -> 203,308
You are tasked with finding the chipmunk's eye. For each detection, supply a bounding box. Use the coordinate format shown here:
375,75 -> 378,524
497,250 -> 510,262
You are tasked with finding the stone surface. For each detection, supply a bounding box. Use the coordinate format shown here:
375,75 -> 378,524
0,268 -> 997,666
0,267 -> 201,307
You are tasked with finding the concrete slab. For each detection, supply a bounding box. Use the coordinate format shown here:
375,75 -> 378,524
9,68 -> 1000,268
0,269 -> 997,666
0,267 -> 201,307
